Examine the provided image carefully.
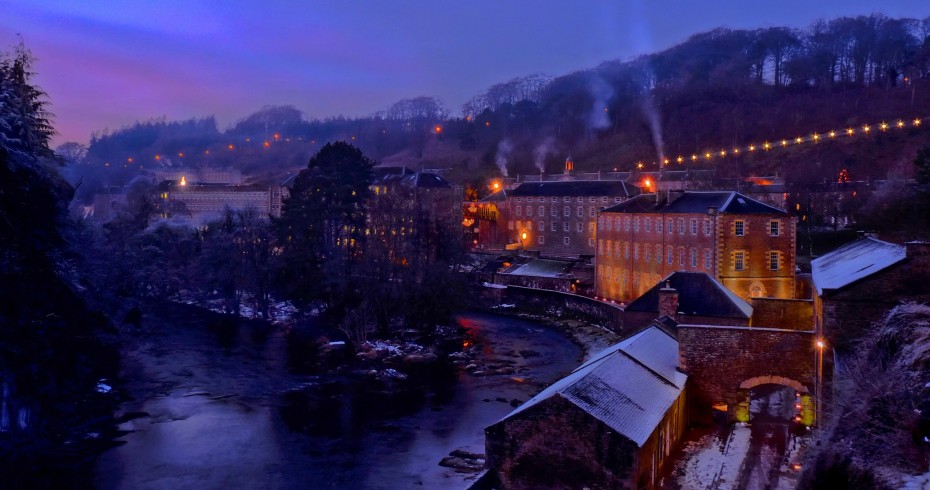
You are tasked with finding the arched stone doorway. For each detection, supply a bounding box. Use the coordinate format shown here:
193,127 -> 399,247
735,376 -> 814,426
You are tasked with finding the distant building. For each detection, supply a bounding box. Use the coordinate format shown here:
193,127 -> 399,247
486,324 -> 687,490
811,238 -> 930,351
596,191 -> 796,302
503,180 -> 641,257
159,181 -> 285,223
369,166 -> 461,261
146,167 -> 243,185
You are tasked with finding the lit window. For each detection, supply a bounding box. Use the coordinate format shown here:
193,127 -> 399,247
735,220 -> 745,236
769,251 -> 780,270
735,251 -> 746,271
770,221 -> 780,236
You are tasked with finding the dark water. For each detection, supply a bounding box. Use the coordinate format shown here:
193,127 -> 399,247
94,311 -> 581,489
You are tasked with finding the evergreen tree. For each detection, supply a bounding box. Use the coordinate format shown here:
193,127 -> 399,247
274,142 -> 373,307
0,42 -> 54,162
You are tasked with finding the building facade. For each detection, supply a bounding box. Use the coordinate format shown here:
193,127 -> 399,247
504,180 -> 641,257
596,191 -> 795,302
161,182 -> 285,222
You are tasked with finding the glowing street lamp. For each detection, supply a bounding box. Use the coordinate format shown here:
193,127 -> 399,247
816,339 -> 825,427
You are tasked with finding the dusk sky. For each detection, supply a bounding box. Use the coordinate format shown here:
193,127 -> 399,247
3,0 -> 928,145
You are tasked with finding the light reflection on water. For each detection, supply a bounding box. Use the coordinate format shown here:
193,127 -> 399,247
95,312 -> 581,489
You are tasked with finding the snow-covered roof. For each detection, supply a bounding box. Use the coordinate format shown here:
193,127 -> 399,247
497,326 -> 686,447
811,237 -> 906,295
505,258 -> 574,278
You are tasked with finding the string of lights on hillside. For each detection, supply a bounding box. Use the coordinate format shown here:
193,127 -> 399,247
632,116 -> 927,171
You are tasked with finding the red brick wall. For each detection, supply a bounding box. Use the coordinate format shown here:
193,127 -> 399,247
596,210 -> 796,303
716,213 -> 796,300
505,194 -> 625,257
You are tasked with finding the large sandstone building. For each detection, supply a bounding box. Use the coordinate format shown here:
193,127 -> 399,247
596,191 -> 795,302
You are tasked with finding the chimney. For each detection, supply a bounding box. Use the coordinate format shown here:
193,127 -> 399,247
905,241 -> 930,258
658,281 -> 679,320
564,156 -> 574,175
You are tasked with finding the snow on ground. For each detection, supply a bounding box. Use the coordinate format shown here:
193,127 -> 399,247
671,424 -> 752,489
901,470 -> 930,489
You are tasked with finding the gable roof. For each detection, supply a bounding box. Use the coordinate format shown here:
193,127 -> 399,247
510,180 -> 641,197
625,271 -> 753,319
811,237 -> 907,295
496,326 -> 686,447
602,191 -> 787,215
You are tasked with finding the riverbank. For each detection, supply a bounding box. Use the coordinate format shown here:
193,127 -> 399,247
95,303 -> 582,489
486,308 -> 622,361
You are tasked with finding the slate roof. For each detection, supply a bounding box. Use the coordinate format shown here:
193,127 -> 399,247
510,180 -> 641,197
497,326 -> 686,447
505,258 -> 574,278
373,170 -> 452,189
625,271 -> 753,319
602,191 -> 787,215
811,237 -> 906,295
480,190 -> 508,202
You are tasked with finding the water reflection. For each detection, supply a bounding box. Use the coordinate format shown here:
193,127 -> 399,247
96,312 -> 581,489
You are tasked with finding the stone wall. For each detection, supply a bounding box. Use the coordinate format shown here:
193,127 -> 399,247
749,297 -> 813,330
678,325 -> 815,420
485,396 -> 638,489
502,286 -> 625,331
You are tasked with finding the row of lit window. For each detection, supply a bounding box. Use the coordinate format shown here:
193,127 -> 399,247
598,216 -> 782,237
514,196 -> 622,204
514,205 -> 597,219
509,220 -> 595,234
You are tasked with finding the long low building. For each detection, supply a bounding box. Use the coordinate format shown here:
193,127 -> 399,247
159,180 -> 285,222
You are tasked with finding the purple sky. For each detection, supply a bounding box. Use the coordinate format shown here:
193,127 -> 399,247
2,1 -> 928,146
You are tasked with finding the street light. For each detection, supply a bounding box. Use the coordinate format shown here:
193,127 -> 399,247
520,231 -> 527,251
816,339 -> 825,427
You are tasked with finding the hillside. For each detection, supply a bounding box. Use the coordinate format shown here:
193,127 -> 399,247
66,13 -> 930,201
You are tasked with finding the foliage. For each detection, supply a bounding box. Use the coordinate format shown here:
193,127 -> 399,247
274,142 -> 374,307
800,303 -> 930,488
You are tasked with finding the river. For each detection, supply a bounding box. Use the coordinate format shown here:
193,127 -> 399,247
94,308 -> 582,489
